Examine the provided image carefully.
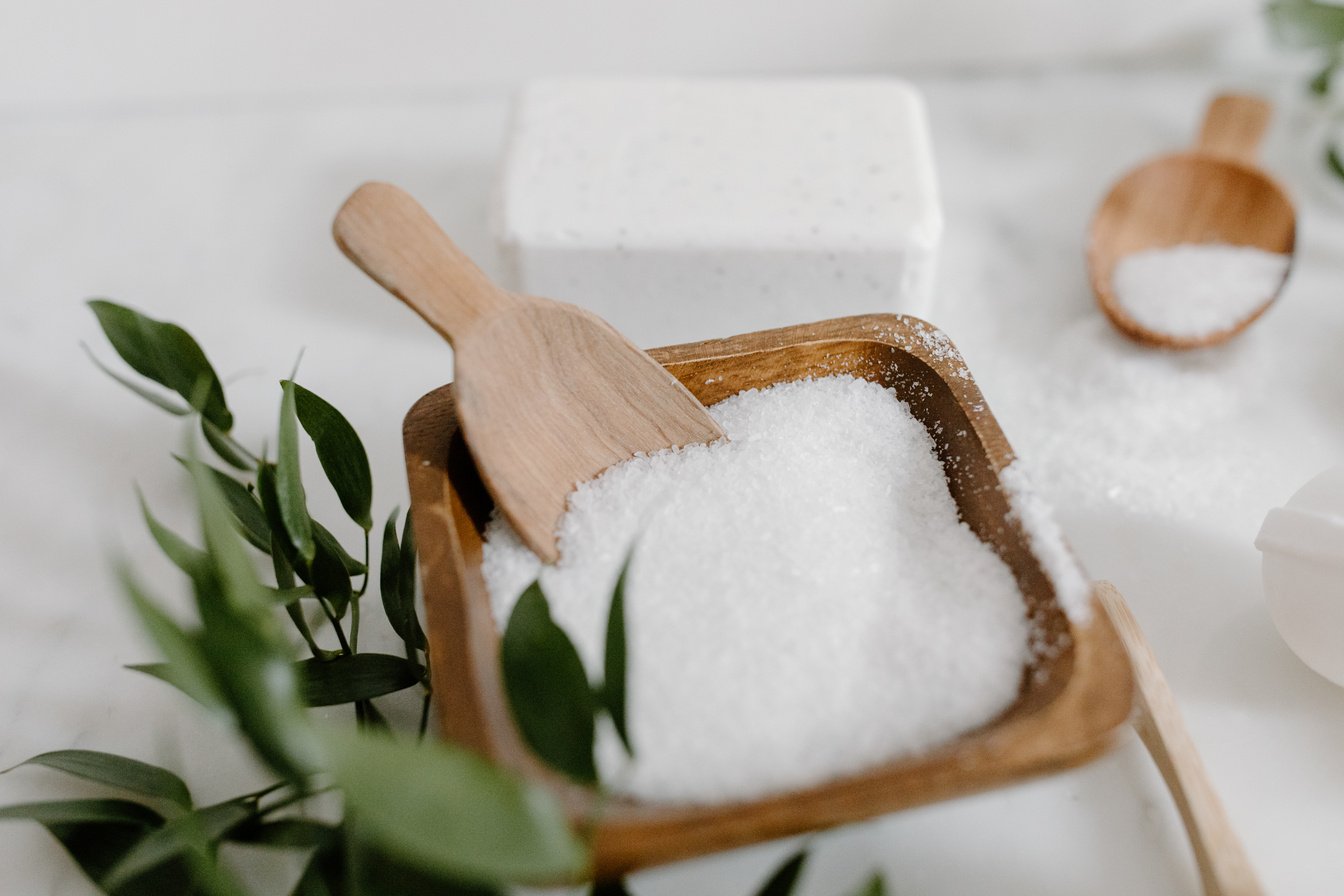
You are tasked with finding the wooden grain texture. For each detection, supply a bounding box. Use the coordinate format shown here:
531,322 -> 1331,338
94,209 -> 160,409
335,182 -> 723,563
1096,584 -> 1263,896
1196,95 -> 1271,166
1087,93 -> 1296,350
404,314 -> 1134,880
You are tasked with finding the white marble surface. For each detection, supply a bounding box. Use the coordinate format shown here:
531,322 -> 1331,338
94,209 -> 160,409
3,66 -> 1344,894
0,0 -> 1261,107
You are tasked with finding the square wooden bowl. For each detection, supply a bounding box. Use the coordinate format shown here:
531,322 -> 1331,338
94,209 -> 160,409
403,314 -> 1133,879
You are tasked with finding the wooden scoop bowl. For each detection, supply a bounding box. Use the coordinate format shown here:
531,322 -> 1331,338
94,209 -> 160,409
334,183 -> 723,563
404,315 -> 1134,879
1087,93 -> 1296,349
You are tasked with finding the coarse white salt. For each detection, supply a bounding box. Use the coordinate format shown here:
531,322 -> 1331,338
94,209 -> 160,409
997,315 -> 1271,520
998,461 -> 1092,623
1112,243 -> 1289,339
481,375 -> 1031,804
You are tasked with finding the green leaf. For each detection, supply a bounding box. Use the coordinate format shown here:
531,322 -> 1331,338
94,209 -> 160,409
258,463 -> 296,563
54,822 -> 197,896
599,556 -> 632,757
125,662 -> 177,686
0,802 -> 198,896
4,750 -> 191,811
184,448 -> 322,783
348,839 -> 503,896
174,458 -> 272,553
82,343 -> 191,416
1327,142 -> 1344,182
202,416 -> 255,471
307,528 -> 354,619
257,456 -> 362,594
262,585 -> 314,607
289,381 -> 373,531
126,517 -> 318,784
325,729 -> 587,886
0,798 -> 163,827
228,818 -> 336,850
277,381 -> 316,564
265,584 -> 316,605
380,507 -> 402,629
500,582 -> 597,785
315,520 -> 366,575
138,490 -> 206,577
120,568 -> 227,714
590,880 -> 634,896
399,510 -> 425,649
185,450 -> 271,620
1310,57 -> 1339,96
752,849 -> 808,896
298,653 -> 419,706
87,300 -> 233,431
847,872 -> 887,896
1266,0 -> 1344,50
193,605 -> 319,784
102,797 -> 255,891
290,844 -> 345,896
380,508 -> 425,655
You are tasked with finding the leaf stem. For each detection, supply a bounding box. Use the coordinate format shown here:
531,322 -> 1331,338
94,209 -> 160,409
274,544 -> 324,659
286,605 -> 325,660
258,783 -> 333,817
417,691 -> 432,741
316,596 -> 353,656
350,529 -> 371,652
220,430 -> 260,467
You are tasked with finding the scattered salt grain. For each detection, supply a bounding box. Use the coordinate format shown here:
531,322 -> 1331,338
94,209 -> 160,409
481,375 -> 1032,804
1112,243 -> 1289,339
995,315 -> 1271,519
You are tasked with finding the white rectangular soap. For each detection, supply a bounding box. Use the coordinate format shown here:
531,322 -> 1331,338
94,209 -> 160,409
494,78 -> 943,347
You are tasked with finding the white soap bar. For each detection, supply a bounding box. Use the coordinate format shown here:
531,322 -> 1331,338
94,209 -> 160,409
494,78 -> 943,346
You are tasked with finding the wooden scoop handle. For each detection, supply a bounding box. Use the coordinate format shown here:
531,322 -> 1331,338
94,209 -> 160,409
1195,94 -> 1271,167
1097,584 -> 1263,896
333,182 -> 516,346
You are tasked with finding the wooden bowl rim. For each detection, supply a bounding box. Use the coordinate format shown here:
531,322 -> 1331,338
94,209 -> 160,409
403,313 -> 1134,878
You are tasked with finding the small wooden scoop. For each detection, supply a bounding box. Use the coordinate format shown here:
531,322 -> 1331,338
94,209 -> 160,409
1087,94 -> 1296,349
334,182 -> 724,563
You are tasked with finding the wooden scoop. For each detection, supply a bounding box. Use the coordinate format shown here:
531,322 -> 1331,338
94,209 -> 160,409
1098,584 -> 1263,896
334,182 -> 724,563
1087,94 -> 1296,349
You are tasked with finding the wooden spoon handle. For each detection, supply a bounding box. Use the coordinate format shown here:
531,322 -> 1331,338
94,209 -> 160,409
1097,584 -> 1263,896
333,181 -> 514,345
1195,94 -> 1271,167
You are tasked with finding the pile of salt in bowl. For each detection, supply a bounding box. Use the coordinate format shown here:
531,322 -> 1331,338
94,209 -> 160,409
481,375 -> 1086,804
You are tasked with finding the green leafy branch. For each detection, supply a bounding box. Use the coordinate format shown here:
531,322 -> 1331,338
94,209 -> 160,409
0,300 -> 890,896
0,301 -> 585,895
501,557 -> 632,786
1267,0 -> 1344,181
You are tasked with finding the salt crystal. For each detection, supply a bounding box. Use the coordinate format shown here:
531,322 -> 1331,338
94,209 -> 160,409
995,315 -> 1269,519
481,375 -> 1031,804
998,461 -> 1092,623
1112,243 -> 1289,338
